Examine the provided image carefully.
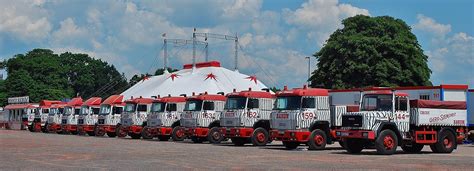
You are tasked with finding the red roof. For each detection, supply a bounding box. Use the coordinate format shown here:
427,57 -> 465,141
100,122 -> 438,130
188,93 -> 226,101
67,97 -> 83,107
4,104 -> 36,110
83,97 -> 102,107
277,87 -> 329,97
330,84 -> 468,92
102,95 -> 124,105
226,90 -> 274,99
39,100 -> 63,108
51,103 -> 67,108
155,96 -> 186,103
410,100 -> 466,109
125,97 -> 154,104
365,90 -> 409,97
183,61 -> 221,69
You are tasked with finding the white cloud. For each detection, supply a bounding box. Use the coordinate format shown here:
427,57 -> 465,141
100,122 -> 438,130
413,14 -> 451,37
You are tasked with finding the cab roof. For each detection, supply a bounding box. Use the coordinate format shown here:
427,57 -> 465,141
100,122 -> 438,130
102,95 -> 124,105
83,97 -> 102,107
276,86 -> 329,97
226,89 -> 274,99
67,97 -> 83,107
187,93 -> 226,101
125,97 -> 154,104
154,96 -> 186,103
51,103 -> 67,108
39,100 -> 64,108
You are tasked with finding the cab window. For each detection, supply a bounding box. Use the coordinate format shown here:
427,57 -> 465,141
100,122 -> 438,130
302,98 -> 315,108
203,102 -> 215,110
395,97 -> 408,111
167,103 -> 178,111
247,99 -> 259,109
137,105 -> 148,112
113,107 -> 123,114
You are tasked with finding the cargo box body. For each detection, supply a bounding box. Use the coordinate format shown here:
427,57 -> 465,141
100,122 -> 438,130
410,100 -> 467,126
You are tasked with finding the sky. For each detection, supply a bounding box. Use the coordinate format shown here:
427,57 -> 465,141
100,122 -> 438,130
0,0 -> 473,89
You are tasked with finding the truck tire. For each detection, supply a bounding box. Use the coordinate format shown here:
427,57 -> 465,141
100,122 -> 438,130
231,138 -> 247,146
251,128 -> 269,146
95,127 -> 105,137
375,129 -> 398,155
28,123 -> 34,132
308,129 -> 327,150
141,126 -> 153,139
172,126 -> 185,141
283,141 -> 299,150
401,143 -> 424,153
191,136 -> 204,143
432,130 -> 456,153
77,126 -> 86,136
338,140 -> 346,148
42,123 -> 49,133
158,135 -> 170,141
116,125 -> 127,138
344,139 -> 364,153
130,133 -> 141,139
71,131 -> 78,135
208,127 -> 223,144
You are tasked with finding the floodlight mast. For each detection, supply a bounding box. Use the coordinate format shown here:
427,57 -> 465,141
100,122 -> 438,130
162,34 -> 208,72
193,30 -> 239,71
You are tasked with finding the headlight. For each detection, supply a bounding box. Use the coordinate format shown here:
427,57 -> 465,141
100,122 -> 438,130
362,132 -> 368,138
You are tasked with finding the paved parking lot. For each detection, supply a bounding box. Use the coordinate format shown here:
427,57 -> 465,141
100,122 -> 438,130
1,130 -> 473,170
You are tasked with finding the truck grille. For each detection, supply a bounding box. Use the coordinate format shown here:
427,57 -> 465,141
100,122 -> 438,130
61,119 -> 67,124
342,115 -> 362,127
78,119 -> 84,124
98,119 -> 105,124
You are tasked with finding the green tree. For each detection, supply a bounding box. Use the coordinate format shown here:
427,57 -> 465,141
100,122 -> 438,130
154,67 -> 179,76
310,15 -> 432,89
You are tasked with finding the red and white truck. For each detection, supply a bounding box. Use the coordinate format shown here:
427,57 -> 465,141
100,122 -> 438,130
336,90 -> 469,155
270,86 -> 351,150
141,96 -> 186,141
46,103 -> 67,133
32,100 -> 62,133
60,97 -> 83,134
77,97 -> 102,136
95,95 -> 125,137
175,92 -> 227,143
117,97 -> 153,139
220,89 -> 275,146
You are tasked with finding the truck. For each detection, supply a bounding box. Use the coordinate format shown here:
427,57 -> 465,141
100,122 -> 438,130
26,105 -> 39,132
336,90 -> 469,155
32,100 -> 62,133
269,86 -> 351,150
60,97 -> 83,134
141,95 -> 186,141
468,89 -> 473,143
117,97 -> 153,139
220,89 -> 275,146
46,103 -> 67,133
175,92 -> 226,143
77,97 -> 102,136
95,95 -> 125,137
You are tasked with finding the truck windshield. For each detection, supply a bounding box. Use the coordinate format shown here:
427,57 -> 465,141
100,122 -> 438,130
274,96 -> 301,110
64,107 -> 73,115
42,108 -> 49,114
91,107 -> 100,114
99,105 -> 111,115
137,105 -> 148,112
184,100 -> 202,111
361,95 -> 393,111
125,103 -> 136,112
49,108 -> 58,116
74,108 -> 81,115
225,97 -> 247,109
79,106 -> 89,115
151,102 -> 166,112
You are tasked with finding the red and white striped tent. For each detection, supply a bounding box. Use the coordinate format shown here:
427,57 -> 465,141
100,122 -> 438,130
121,61 -> 269,99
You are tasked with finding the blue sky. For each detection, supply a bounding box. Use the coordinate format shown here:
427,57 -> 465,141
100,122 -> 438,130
0,0 -> 472,89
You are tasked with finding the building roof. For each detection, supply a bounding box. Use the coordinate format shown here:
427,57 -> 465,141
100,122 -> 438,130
329,84 -> 469,93
120,61 -> 268,100
365,90 -> 409,97
4,104 -> 38,110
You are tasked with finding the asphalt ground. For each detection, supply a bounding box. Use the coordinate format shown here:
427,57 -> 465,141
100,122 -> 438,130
0,130 -> 473,170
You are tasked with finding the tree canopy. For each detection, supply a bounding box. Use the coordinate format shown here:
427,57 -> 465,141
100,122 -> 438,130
310,15 -> 432,89
129,67 -> 179,86
1,49 -> 128,105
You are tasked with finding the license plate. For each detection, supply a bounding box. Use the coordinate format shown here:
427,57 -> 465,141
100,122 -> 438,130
340,132 -> 349,137
185,113 -> 192,118
278,123 -> 286,127
225,112 -> 235,117
226,120 -> 233,125
276,113 -> 289,119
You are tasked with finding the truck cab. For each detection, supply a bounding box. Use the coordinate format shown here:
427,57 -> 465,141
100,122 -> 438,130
77,97 -> 102,136
26,106 -> 38,131
142,96 -> 186,141
117,97 -> 153,139
176,92 -> 226,143
336,90 -> 468,155
95,95 -> 124,137
270,86 -> 336,150
220,89 -> 275,146
60,97 -> 83,134
32,100 -> 62,133
46,103 -> 66,133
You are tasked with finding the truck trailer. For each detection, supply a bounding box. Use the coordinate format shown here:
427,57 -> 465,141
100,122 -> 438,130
220,89 -> 275,146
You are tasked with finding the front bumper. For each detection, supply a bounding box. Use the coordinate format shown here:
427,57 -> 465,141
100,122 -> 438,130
129,125 -> 143,134
183,127 -> 209,137
97,125 -> 117,133
270,130 -> 310,142
146,127 -> 173,136
221,127 -> 254,138
78,125 -> 95,132
335,129 -> 375,140
61,124 -> 77,132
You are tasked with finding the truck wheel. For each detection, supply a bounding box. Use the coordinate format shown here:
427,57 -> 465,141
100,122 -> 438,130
116,125 -> 127,138
172,127 -> 185,141
344,139 -> 364,153
34,122 -> 42,132
77,127 -> 85,136
375,129 -> 398,155
130,133 -> 141,139
208,127 -> 223,144
308,129 -> 327,150
338,140 -> 346,148
251,128 -> 269,146
95,127 -> 105,137
401,143 -> 424,153
42,123 -> 49,133
231,138 -> 247,146
71,131 -> 78,135
107,132 -> 117,138
283,141 -> 299,150
433,130 -> 456,153
141,126 -> 153,139
28,123 -> 34,132
158,135 -> 170,141
191,136 -> 204,143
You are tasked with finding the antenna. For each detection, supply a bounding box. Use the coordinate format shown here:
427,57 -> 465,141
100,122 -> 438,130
193,31 -> 239,71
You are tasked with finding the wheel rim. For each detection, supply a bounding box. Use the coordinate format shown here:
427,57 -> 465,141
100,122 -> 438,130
256,132 -> 266,143
443,137 -> 452,149
383,135 -> 395,150
212,131 -> 221,140
119,127 -> 127,137
34,123 -> 41,132
314,134 -> 324,146
176,129 -> 184,138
